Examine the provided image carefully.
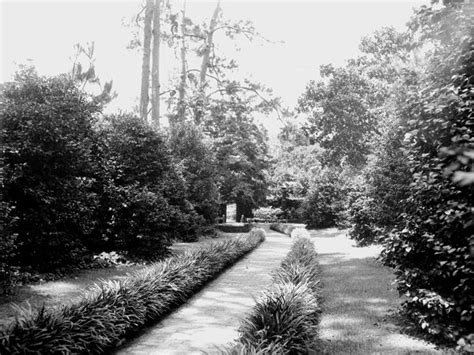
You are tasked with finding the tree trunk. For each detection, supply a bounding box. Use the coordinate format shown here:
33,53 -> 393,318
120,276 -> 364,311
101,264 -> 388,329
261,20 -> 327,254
194,0 -> 220,124
139,0 -> 153,122
199,0 -> 220,90
177,2 -> 187,122
151,0 -> 161,128
171,1 -> 187,130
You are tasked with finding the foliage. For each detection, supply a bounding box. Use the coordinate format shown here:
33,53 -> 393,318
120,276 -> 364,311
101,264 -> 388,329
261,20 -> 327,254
236,236 -> 321,353
216,224 -> 252,233
91,251 -> 130,268
297,64 -> 379,168
301,170 -> 349,228
252,206 -> 283,221
203,97 -> 270,221
289,227 -> 311,240
97,114 -> 203,248
1,68 -> 102,271
379,3 -> 474,346
269,223 -> 296,236
348,195 -> 380,246
1,68 -> 206,279
0,232 -> 265,353
168,121 -> 220,224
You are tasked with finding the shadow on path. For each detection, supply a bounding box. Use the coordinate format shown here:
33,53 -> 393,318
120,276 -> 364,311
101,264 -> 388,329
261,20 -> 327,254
114,233 -> 292,355
310,229 -> 442,355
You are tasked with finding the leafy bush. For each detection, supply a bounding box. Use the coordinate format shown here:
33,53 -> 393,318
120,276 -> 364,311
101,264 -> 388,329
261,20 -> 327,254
301,172 -> 347,228
91,252 -> 130,268
168,122 -> 220,224
289,227 -> 311,239
0,200 -> 19,294
252,206 -> 283,221
236,236 -> 321,353
94,114 -> 203,253
0,232 -> 265,353
380,5 -> 474,347
348,195 -> 381,246
217,224 -> 252,233
1,69 -> 101,271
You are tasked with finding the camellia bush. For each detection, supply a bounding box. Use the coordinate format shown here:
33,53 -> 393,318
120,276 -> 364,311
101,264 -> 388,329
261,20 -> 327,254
252,206 -> 283,221
1,68 -> 103,271
380,4 -> 474,348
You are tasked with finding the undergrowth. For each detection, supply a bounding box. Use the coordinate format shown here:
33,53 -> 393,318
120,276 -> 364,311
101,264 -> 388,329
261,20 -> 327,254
228,232 -> 321,354
0,229 -> 265,354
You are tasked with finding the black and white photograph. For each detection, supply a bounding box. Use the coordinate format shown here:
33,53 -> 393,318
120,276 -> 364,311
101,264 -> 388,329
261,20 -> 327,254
1,0 -> 473,353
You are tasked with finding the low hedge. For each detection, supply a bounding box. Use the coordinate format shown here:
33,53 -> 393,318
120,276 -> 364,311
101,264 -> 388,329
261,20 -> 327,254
233,234 -> 321,353
0,229 -> 266,354
217,223 -> 252,233
269,223 -> 299,236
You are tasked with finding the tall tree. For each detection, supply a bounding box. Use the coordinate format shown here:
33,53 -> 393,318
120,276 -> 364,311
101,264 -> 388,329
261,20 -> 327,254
151,0 -> 161,127
199,0 -> 221,91
176,1 -> 188,122
139,0 -> 153,122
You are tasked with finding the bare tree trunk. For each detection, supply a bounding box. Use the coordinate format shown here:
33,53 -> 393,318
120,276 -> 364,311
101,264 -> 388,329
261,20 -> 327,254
199,0 -> 220,90
151,0 -> 161,128
139,0 -> 153,122
194,0 -> 220,124
176,1 -> 187,123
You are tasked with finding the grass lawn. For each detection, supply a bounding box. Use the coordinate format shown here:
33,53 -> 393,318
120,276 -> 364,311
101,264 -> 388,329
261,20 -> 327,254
0,232 -> 237,329
310,228 -> 445,355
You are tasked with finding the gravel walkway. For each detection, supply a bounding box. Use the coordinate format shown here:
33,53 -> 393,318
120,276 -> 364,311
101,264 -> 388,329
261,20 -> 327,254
114,231 -> 293,355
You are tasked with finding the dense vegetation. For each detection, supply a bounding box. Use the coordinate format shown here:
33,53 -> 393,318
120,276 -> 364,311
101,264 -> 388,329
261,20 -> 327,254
274,1 -> 473,349
232,233 -> 321,353
1,0 -> 471,350
0,230 -> 265,353
0,67 -> 271,290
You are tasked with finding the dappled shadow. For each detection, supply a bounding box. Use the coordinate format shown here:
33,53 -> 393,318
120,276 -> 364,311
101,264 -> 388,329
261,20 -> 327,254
115,235 -> 293,354
310,230 -> 441,354
0,234 -> 240,330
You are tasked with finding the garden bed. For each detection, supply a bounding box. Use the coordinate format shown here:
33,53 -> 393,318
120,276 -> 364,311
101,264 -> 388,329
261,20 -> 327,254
229,231 -> 321,353
0,230 -> 265,354
217,223 -> 252,233
269,222 -> 306,236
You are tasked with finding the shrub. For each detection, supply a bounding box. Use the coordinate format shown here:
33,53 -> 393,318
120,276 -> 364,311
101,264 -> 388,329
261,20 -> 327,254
217,224 -> 252,233
269,223 -> 296,236
301,171 -> 347,228
0,233 -> 265,353
248,228 -> 267,241
252,207 -> 283,221
168,122 -> 220,224
236,236 -> 321,353
239,282 -> 320,353
380,5 -> 474,347
2,69 -> 101,271
290,227 -> 311,239
348,195 -> 381,246
94,114 -> 203,251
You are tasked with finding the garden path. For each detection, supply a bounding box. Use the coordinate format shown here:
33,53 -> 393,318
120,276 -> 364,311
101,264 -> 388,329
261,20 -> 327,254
311,228 -> 443,354
114,230 -> 293,355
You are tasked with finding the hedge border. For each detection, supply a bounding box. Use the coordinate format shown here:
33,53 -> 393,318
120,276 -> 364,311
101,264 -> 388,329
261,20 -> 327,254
0,229 -> 266,354
231,232 -> 322,353
269,223 -> 299,236
217,224 -> 252,233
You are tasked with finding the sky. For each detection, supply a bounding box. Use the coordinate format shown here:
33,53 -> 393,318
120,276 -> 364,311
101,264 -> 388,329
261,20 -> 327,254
1,0 -> 429,132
